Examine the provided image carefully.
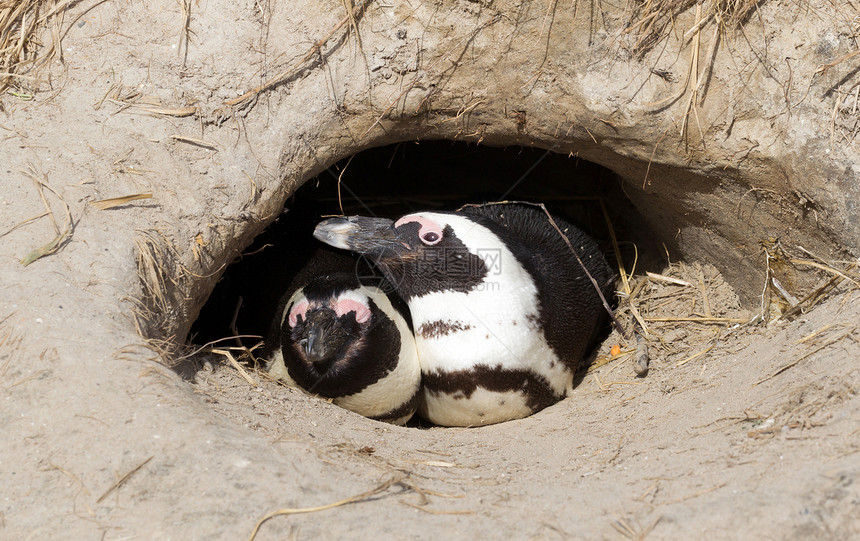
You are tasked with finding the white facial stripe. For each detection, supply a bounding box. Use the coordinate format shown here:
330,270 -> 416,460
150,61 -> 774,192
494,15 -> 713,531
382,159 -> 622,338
410,212 -> 517,271
282,288 -> 308,328
335,298 -> 371,323
396,214 -> 443,245
336,288 -> 370,311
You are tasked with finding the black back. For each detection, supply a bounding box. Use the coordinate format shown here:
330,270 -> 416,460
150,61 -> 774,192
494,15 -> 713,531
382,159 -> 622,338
458,203 -> 616,369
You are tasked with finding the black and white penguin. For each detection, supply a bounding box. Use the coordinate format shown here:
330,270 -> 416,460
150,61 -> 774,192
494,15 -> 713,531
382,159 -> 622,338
266,271 -> 421,425
314,203 -> 615,427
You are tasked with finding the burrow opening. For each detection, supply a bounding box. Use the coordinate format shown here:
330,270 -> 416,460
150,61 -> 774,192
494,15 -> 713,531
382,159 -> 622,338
190,141 -> 665,350
180,141 -> 751,427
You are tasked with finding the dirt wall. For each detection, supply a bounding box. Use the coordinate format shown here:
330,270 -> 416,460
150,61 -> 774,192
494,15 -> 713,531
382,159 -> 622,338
1,1 -> 859,538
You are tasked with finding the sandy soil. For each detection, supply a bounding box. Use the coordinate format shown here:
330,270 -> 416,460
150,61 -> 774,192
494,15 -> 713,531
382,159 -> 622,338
1,1 -> 859,539
180,262 -> 860,540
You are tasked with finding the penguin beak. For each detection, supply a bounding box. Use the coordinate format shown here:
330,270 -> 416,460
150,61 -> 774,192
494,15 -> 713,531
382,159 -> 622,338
314,216 -> 407,258
305,327 -> 326,363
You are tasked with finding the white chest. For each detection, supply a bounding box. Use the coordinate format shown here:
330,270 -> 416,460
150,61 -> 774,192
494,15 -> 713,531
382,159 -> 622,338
408,265 -> 570,394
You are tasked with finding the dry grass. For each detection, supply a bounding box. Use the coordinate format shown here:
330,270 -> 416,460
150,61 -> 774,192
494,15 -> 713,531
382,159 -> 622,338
96,455 -> 154,504
0,0 -> 45,96
227,0 -> 372,109
612,515 -> 662,540
0,314 -> 23,386
247,474 -> 406,541
131,230 -> 182,355
625,0 -> 762,57
19,165 -> 72,266
591,261 -> 749,377
752,325 -> 857,386
89,192 -> 153,210
0,0 -> 87,102
591,241 -> 860,380
131,227 -> 228,359
209,346 -> 260,386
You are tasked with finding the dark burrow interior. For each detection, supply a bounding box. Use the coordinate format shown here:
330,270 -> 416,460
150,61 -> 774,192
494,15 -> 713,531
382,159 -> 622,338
188,141 -> 670,364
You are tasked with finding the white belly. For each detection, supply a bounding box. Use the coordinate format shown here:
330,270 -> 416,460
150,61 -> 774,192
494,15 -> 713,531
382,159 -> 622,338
420,387 -> 534,426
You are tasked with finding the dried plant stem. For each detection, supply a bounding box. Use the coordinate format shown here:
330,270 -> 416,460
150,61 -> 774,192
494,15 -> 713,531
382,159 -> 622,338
89,193 -> 153,210
646,272 -> 692,287
0,210 -> 49,237
247,475 -> 404,541
20,167 -> 72,266
676,343 -> 714,367
210,348 -> 258,386
600,200 -> 630,295
644,316 -> 747,323
226,0 -> 371,107
96,456 -> 154,504
790,259 -> 859,286
752,327 -> 856,386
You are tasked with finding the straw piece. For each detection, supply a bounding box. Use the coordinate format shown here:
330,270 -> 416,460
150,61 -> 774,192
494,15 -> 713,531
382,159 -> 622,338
790,259 -> 858,286
96,456 -> 154,504
247,475 -> 404,541
644,317 -> 747,324
752,328 -> 856,386
210,348 -> 258,386
139,106 -> 197,117
89,193 -> 153,210
170,135 -> 218,150
20,169 -> 72,266
646,272 -> 693,287
676,343 -> 714,367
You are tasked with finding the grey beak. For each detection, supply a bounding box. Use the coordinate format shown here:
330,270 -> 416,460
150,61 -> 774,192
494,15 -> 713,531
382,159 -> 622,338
305,327 -> 325,363
314,216 -> 406,257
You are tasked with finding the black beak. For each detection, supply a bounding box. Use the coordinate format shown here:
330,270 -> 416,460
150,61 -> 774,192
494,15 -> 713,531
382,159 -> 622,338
314,216 -> 408,259
305,327 -> 326,363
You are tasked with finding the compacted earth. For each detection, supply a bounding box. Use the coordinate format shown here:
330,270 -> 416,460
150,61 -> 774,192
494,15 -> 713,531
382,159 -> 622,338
2,0 -> 859,539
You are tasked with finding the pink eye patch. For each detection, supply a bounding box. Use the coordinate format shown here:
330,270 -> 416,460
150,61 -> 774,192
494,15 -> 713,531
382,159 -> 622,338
287,300 -> 309,328
395,215 -> 443,245
335,298 -> 371,323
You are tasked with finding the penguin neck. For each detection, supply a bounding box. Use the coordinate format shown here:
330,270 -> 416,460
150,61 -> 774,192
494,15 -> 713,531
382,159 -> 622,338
406,267 -> 536,323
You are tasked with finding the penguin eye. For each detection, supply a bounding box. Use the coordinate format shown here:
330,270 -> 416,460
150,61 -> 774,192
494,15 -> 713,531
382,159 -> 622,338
395,215 -> 443,246
421,231 -> 441,244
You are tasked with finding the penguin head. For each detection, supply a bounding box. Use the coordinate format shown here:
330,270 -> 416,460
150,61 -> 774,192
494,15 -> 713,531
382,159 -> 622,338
286,285 -> 373,367
314,213 -> 492,299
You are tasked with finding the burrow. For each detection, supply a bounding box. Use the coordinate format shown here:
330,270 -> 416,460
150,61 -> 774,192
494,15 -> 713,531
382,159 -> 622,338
163,138 -> 834,427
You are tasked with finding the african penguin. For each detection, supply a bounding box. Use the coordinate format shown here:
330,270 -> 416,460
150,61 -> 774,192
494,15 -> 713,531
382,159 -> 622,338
266,271 -> 421,425
314,203 -> 615,427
